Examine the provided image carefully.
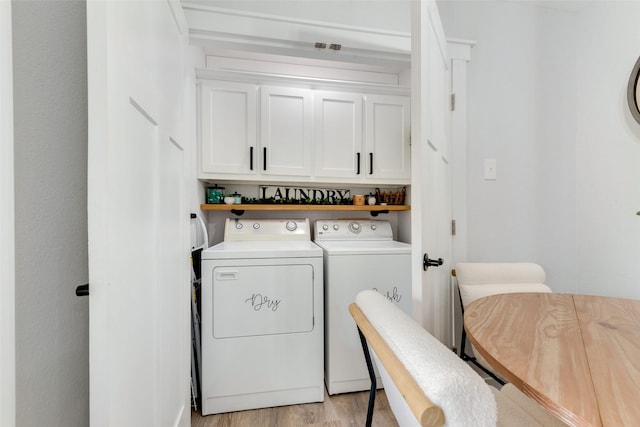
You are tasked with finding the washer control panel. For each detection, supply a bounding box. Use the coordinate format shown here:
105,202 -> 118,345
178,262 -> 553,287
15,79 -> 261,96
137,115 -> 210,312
224,218 -> 310,241
314,220 -> 393,240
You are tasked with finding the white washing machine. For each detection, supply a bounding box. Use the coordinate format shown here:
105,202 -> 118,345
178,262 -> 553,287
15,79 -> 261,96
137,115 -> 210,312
200,218 -> 324,415
313,219 -> 411,395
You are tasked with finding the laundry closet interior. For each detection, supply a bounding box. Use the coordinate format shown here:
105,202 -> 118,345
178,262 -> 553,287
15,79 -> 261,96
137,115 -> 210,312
184,0 -> 466,418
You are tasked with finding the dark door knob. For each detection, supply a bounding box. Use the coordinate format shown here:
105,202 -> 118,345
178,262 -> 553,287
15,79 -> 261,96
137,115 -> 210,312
75,283 -> 89,296
423,254 -> 443,271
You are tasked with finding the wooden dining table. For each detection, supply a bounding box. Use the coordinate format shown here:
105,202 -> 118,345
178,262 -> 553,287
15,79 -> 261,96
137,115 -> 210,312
464,292 -> 640,427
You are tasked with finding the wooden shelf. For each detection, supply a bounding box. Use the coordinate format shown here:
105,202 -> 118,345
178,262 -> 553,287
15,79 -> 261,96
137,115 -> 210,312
201,204 -> 410,213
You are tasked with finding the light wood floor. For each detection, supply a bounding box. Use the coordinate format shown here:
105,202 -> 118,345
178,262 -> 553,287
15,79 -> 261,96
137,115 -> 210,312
191,389 -> 399,427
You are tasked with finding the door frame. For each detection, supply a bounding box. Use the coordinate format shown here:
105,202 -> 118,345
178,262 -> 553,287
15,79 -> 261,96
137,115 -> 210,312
0,1 -> 16,426
448,39 -> 474,350
448,39 -> 474,269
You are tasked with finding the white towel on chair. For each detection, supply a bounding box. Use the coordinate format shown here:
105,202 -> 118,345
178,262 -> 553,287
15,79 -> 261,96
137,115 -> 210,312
356,290 -> 497,427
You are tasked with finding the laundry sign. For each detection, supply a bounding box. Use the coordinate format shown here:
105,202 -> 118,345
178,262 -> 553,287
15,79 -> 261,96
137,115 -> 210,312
260,186 -> 351,204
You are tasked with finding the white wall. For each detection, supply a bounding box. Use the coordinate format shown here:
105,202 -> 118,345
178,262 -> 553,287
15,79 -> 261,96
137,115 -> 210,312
12,1 -> 89,425
439,0 -> 640,297
1,1 -> 16,425
438,0 -> 578,291
574,1 -> 640,298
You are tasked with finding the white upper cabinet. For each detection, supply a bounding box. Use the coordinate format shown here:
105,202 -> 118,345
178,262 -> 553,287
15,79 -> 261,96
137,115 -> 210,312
198,78 -> 410,184
199,81 -> 257,176
314,91 -> 411,183
260,86 -> 313,177
314,91 -> 364,179
365,94 -> 411,181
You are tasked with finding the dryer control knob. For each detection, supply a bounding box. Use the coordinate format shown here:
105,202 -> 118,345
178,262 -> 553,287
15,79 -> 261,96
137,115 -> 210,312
252,223 -> 260,230
333,224 -> 339,231
349,222 -> 362,233
322,224 -> 329,231
286,221 -> 297,231
235,222 -> 243,230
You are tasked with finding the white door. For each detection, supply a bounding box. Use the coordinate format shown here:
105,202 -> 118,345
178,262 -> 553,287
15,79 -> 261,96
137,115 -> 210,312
87,1 -> 190,426
411,0 -> 453,344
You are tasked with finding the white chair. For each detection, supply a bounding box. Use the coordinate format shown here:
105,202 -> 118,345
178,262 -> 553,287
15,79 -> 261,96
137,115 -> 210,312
349,290 -> 567,427
453,262 -> 552,384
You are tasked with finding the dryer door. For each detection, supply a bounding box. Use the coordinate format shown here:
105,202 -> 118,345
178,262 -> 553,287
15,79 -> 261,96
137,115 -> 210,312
212,263 -> 315,338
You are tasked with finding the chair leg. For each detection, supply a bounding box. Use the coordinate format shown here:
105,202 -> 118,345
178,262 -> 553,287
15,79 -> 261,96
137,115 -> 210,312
459,326 -> 468,358
357,326 -> 377,427
457,288 -> 506,387
456,283 -> 469,359
459,328 -> 506,385
471,359 -> 506,386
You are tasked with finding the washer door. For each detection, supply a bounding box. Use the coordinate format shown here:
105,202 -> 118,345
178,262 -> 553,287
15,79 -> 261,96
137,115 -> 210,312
212,264 -> 315,338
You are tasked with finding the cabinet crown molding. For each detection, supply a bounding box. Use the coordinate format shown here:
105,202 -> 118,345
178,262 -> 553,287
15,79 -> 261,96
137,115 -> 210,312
196,69 -> 410,96
182,2 -> 411,69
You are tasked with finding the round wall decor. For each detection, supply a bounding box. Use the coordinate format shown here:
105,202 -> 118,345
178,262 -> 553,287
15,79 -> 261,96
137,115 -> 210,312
628,56 -> 640,125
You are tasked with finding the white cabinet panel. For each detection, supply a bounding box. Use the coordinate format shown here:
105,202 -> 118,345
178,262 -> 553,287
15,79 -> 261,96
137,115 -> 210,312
260,86 -> 313,177
314,91 -> 363,178
365,95 -> 411,180
200,81 -> 257,175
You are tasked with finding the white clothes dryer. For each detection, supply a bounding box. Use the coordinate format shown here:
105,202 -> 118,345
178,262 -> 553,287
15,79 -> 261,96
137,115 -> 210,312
200,218 -> 324,415
313,219 -> 411,395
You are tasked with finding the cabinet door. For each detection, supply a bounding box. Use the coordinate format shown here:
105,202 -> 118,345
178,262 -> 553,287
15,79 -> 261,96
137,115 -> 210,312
314,91 -> 364,179
200,81 -> 257,175
365,94 -> 411,180
260,86 -> 313,176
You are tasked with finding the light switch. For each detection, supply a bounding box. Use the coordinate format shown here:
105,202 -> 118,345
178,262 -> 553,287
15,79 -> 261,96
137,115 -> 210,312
484,158 -> 497,180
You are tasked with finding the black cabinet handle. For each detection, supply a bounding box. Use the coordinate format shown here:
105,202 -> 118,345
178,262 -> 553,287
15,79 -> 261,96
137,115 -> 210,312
76,283 -> 89,296
356,153 -> 361,175
369,153 -> 373,175
249,146 -> 254,171
263,147 -> 267,171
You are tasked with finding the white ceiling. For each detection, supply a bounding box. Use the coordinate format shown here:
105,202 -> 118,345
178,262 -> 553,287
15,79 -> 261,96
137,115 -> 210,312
182,0 -> 588,71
